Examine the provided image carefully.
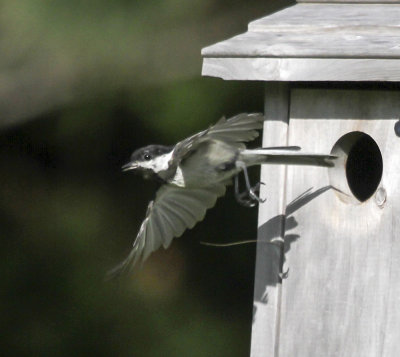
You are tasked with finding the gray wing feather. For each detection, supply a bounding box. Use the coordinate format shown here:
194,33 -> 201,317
169,113 -> 263,166
106,183 -> 226,278
206,113 -> 264,143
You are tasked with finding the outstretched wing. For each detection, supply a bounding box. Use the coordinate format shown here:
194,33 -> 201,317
205,112 -> 264,143
169,113 -> 264,166
107,183 -> 227,278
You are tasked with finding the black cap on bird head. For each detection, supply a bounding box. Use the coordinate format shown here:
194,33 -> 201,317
121,145 -> 173,179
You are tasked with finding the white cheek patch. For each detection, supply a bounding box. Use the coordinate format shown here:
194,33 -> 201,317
141,151 -> 174,173
140,162 -> 154,170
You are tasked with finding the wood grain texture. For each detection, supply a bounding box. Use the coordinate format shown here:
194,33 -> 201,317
201,2 -> 400,81
247,3 -> 400,32
251,83 -> 290,357
202,3 -> 400,59
202,31 -> 400,59
277,88 -> 400,356
202,58 -> 400,81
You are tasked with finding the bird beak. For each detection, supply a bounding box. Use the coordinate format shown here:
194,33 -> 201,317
121,161 -> 139,172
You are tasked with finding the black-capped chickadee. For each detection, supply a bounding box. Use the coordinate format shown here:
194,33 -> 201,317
109,113 -> 334,277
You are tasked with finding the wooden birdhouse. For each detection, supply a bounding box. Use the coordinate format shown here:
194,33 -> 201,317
202,1 -> 400,356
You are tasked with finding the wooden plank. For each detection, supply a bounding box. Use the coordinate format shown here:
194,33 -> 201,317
248,3 -> 400,32
201,2 -> 400,81
250,83 -> 290,357
277,89 -> 400,356
201,3 -> 400,63
201,31 -> 400,59
202,58 -> 400,82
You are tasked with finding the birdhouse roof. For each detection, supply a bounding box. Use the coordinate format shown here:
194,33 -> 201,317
201,1 -> 400,81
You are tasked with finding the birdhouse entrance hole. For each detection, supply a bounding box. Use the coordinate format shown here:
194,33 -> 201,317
329,132 -> 383,204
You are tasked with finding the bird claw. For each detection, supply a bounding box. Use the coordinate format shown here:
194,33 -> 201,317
234,164 -> 266,207
250,182 -> 266,201
249,184 -> 266,204
235,181 -> 266,207
249,189 -> 266,204
236,195 -> 258,207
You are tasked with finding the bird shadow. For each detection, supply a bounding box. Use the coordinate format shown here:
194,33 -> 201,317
252,185 -> 331,320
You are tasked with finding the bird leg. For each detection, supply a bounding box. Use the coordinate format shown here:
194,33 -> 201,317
235,175 -> 257,207
234,161 -> 266,207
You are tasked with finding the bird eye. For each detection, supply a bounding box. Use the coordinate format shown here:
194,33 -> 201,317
144,154 -> 151,161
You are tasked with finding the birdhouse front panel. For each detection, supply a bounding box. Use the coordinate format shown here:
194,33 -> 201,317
201,1 -> 400,356
275,88 -> 400,357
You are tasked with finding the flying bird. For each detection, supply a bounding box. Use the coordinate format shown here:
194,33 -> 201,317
109,113 -> 334,277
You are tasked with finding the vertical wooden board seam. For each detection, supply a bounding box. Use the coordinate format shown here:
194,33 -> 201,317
252,82 -> 291,357
274,87 -> 292,357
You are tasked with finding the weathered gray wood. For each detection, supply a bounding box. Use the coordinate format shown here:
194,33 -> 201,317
247,3 -> 400,33
277,88 -> 400,356
202,3 -> 400,59
202,58 -> 400,81
202,31 -> 400,59
251,83 -> 290,357
201,2 -> 400,81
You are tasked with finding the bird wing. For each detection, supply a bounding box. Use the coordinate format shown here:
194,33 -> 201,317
205,112 -> 264,143
169,113 -> 264,166
107,183 -> 226,278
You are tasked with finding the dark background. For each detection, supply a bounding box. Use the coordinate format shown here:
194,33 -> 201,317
0,1 -> 293,356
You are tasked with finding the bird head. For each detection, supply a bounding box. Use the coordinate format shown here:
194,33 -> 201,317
122,145 -> 173,179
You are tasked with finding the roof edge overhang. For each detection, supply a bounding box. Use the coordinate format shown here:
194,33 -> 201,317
202,57 -> 400,82
202,2 -> 400,82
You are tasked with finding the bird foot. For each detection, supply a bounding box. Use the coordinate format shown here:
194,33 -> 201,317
235,182 -> 266,207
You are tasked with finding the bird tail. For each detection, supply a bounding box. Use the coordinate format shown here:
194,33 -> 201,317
240,147 -> 336,167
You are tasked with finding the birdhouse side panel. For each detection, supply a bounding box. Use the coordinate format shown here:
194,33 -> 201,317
277,89 -> 400,357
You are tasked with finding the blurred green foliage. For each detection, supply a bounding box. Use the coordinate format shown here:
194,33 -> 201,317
0,0 -> 293,356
